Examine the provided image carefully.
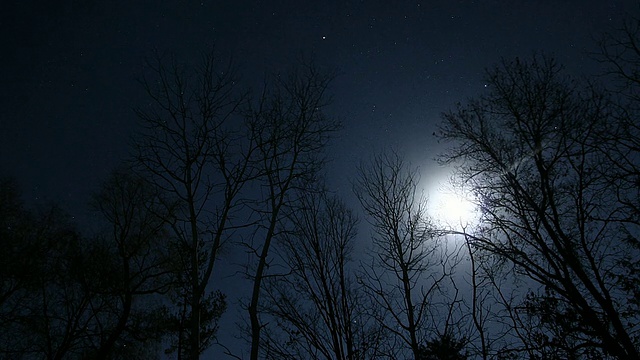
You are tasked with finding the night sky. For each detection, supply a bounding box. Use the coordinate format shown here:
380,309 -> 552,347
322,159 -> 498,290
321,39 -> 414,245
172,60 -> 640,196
1,0 -> 638,356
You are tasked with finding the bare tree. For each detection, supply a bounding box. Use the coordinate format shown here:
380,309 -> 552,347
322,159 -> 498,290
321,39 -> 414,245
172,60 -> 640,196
0,178 -> 32,315
243,61 -> 340,360
88,167 -> 175,359
0,177 -> 169,359
438,55 -> 640,359
354,152 -> 460,360
459,230 -> 491,360
134,49 -> 251,359
0,196 -> 95,359
597,15 -> 640,235
598,15 -> 640,104
260,186 -> 384,360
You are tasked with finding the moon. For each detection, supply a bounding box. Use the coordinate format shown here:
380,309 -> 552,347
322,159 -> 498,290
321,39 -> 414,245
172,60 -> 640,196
427,183 -> 477,228
438,192 -> 475,224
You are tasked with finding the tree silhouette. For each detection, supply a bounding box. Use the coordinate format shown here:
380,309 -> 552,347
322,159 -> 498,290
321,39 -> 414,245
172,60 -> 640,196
89,167 -> 175,359
0,180 -> 95,358
418,332 -> 468,360
134,49 -> 250,359
242,61 -> 340,360
438,55 -> 640,359
260,186 -> 384,360
354,152 -> 461,360
0,176 -> 169,359
0,178 -> 32,311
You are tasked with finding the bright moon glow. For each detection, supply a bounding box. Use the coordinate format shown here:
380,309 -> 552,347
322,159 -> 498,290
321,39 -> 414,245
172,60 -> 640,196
427,185 -> 477,228
438,192 -> 475,225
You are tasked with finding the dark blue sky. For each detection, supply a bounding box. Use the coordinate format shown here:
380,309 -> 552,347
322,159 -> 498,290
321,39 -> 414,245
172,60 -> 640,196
1,0 -> 638,356
2,0 -> 635,215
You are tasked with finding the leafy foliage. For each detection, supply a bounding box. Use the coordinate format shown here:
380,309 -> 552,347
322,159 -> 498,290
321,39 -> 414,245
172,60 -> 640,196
418,333 -> 468,360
